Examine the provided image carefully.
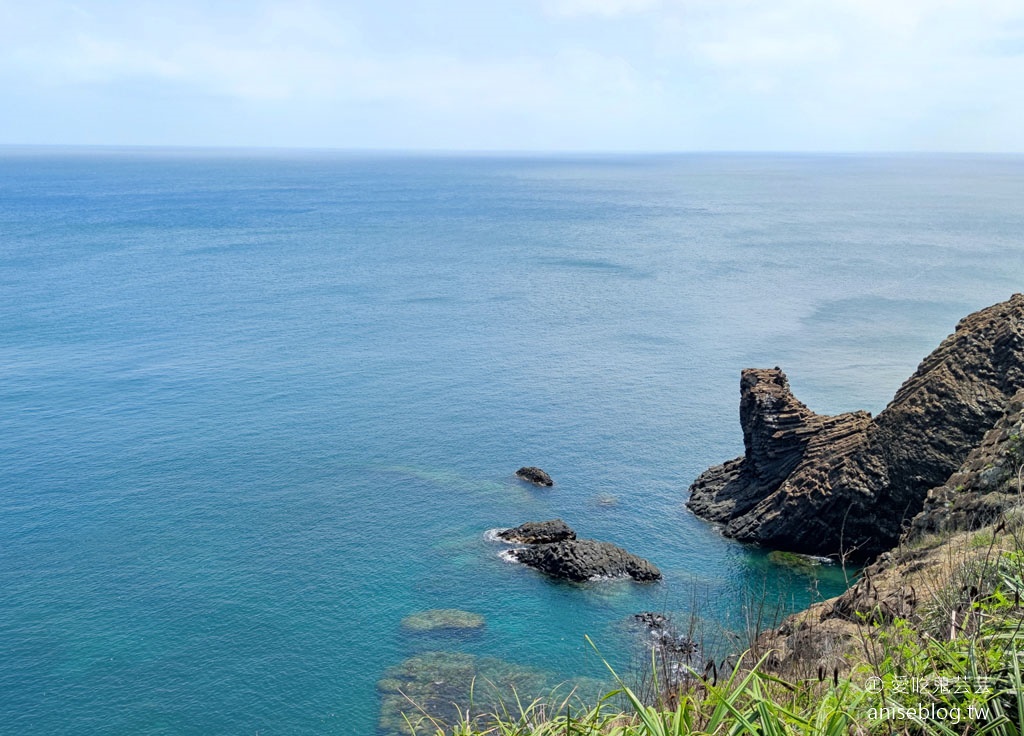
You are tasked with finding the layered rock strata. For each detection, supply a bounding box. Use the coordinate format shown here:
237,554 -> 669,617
760,393 -> 1024,673
907,389 -> 1024,539
688,294 -> 1024,558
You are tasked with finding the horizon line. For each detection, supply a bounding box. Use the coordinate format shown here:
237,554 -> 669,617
1,143 -> 1023,158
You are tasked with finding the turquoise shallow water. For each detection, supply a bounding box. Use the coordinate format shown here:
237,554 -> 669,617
1,149 -> 1024,734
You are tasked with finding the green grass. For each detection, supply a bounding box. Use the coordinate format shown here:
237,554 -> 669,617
406,638 -> 1023,735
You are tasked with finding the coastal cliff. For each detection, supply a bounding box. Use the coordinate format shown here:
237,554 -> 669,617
759,388 -> 1024,675
688,293 -> 1024,558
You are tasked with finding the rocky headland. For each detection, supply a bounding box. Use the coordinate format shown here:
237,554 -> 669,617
759,389 -> 1024,675
688,294 -> 1024,559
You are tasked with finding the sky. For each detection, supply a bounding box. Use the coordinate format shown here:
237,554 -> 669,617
2,0 -> 1024,152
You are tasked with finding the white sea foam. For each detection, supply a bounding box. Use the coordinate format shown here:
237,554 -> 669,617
498,549 -> 523,564
807,555 -> 835,565
588,573 -> 631,582
484,528 -> 512,544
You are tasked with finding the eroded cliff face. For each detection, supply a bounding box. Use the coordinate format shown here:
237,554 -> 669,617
687,293 -> 1024,558
687,368 -> 876,552
907,388 -> 1024,540
750,388 -> 1024,678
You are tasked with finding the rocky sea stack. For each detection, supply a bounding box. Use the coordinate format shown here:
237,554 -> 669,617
494,519 -> 661,582
688,294 -> 1024,559
508,539 -> 662,582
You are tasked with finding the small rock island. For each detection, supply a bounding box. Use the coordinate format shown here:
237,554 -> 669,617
495,519 -> 661,582
515,466 -> 554,486
508,539 -> 662,582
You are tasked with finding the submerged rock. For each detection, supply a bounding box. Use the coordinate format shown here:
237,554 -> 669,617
400,609 -> 485,632
688,294 -> 1024,558
509,538 -> 661,582
377,651 -> 606,736
633,611 -> 671,629
377,652 -> 548,735
497,519 -> 576,545
629,612 -> 704,692
632,612 -> 702,662
515,466 -> 554,486
767,550 -> 828,574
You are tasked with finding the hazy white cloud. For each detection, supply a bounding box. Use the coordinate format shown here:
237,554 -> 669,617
0,0 -> 1022,150
644,0 -> 1024,149
0,1 -> 659,113
1,1 -> 357,100
695,33 -> 841,68
544,0 -> 662,19
544,0 -> 663,18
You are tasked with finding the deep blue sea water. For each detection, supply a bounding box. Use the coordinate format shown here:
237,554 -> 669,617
2,148 -> 1023,734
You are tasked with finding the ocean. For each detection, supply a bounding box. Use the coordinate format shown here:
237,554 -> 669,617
1,148 -> 1022,734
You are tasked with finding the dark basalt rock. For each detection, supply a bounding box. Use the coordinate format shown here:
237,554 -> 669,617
633,612 -> 671,628
509,539 -> 661,582
515,466 -> 553,486
630,612 -> 703,689
497,519 -> 576,545
907,388 -> 1024,540
687,368 -> 873,530
688,294 -> 1024,559
632,612 -> 701,660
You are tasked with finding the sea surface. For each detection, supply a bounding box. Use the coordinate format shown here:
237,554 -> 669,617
1,148 -> 1023,734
